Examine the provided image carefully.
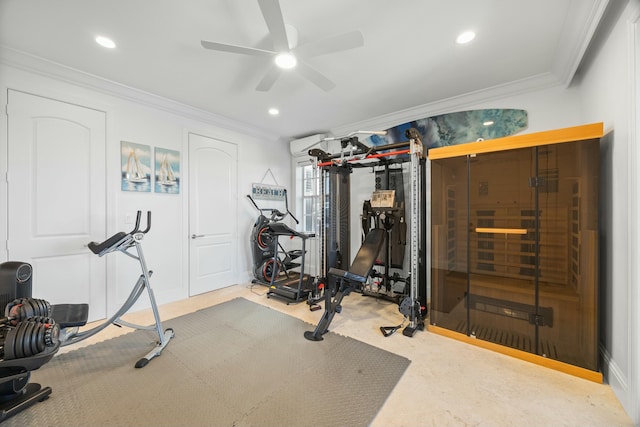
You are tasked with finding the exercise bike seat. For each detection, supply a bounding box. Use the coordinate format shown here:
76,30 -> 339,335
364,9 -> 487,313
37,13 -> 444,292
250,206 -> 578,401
88,232 -> 128,255
51,303 -> 89,328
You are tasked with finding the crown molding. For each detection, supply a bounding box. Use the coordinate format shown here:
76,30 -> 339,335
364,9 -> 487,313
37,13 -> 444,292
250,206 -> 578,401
0,46 -> 279,141
330,72 -> 560,137
552,0 -> 611,87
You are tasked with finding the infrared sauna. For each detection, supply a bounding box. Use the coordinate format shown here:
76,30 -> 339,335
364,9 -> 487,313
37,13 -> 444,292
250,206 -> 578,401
429,122 -> 603,380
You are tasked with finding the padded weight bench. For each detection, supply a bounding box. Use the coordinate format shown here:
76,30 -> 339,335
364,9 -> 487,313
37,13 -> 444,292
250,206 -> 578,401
304,228 -> 386,341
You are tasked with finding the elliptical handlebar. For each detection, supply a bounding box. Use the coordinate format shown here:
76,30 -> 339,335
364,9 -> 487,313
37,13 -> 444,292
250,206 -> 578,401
283,190 -> 299,225
246,194 -> 298,224
246,194 -> 261,212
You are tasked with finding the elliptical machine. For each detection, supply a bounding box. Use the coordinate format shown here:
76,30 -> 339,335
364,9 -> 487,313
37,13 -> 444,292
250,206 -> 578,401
247,193 -> 298,284
247,193 -> 318,304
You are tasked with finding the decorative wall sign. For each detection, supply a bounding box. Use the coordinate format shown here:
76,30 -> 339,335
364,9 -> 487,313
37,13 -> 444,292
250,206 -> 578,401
362,109 -> 528,150
251,183 -> 286,201
121,141 -> 151,192
154,147 -> 180,194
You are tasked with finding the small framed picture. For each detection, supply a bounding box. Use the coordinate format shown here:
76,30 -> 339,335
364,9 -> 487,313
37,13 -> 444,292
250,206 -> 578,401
154,147 -> 180,194
121,141 -> 151,192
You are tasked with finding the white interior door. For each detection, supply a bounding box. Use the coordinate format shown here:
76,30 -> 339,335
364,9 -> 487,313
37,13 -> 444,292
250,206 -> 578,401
6,90 -> 107,321
188,133 -> 238,296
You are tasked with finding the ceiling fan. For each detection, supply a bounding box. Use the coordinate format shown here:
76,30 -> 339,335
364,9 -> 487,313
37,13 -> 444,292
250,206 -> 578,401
200,0 -> 364,92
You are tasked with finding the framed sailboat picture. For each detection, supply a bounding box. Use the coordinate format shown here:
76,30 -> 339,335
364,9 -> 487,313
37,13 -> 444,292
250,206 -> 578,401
154,147 -> 180,194
121,141 -> 151,192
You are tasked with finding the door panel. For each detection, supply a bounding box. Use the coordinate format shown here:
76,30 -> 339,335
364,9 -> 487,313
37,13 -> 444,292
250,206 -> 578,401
429,156 -> 469,330
468,148 -> 537,352
536,140 -> 600,369
188,133 -> 237,296
7,90 -> 106,320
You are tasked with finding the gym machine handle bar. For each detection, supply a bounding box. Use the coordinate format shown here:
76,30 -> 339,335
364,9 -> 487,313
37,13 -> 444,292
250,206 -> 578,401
87,211 -> 150,256
246,191 -> 299,225
131,210 -> 151,234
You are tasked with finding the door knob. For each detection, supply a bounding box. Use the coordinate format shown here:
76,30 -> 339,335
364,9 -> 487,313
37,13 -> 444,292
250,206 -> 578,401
191,234 -> 204,239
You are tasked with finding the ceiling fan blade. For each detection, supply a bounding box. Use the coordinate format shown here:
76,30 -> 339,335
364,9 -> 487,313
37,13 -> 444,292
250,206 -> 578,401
256,65 -> 282,91
257,0 -> 289,52
294,30 -> 364,59
296,61 -> 336,92
201,40 -> 275,56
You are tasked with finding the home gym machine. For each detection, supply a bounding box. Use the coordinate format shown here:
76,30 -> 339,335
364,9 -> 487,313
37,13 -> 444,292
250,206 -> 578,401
248,193 -> 317,304
360,186 -> 409,304
304,129 -> 427,341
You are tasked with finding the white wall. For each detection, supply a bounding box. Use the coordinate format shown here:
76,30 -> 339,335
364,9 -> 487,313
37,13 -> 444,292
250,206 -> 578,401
571,0 -> 639,422
0,52 -> 289,315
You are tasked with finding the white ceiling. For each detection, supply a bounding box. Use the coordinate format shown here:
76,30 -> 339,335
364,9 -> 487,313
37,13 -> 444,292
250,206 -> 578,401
0,0 -> 609,140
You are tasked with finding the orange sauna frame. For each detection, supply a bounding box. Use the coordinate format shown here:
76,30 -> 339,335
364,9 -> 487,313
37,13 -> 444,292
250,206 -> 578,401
428,122 -> 603,382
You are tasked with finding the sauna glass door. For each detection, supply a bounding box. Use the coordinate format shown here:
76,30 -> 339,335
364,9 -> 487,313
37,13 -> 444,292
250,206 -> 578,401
430,139 -> 599,371
430,156 -> 469,330
467,147 -> 538,356
535,140 -> 599,370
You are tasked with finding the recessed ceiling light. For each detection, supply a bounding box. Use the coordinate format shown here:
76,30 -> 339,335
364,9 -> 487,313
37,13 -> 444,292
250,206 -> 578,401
274,52 -> 297,69
483,120 -> 494,126
95,36 -> 116,49
456,31 -> 476,44
268,108 -> 280,116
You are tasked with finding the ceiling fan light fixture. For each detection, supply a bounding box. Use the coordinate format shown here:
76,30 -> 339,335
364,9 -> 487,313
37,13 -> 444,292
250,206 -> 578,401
456,31 -> 476,44
95,35 -> 116,49
275,52 -> 297,69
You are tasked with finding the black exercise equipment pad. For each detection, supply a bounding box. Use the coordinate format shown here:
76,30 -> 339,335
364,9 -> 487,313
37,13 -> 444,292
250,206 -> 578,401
51,304 -> 89,328
330,228 -> 386,281
87,232 -> 127,255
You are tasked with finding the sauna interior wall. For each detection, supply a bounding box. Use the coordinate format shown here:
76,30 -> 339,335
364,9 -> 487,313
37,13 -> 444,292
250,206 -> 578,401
430,139 -> 599,370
